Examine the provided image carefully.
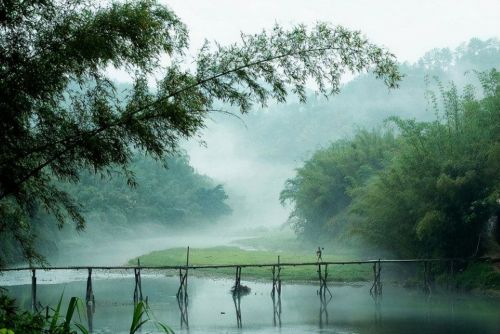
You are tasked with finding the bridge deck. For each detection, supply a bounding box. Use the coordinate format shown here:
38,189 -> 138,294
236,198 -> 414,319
1,256 -> 495,272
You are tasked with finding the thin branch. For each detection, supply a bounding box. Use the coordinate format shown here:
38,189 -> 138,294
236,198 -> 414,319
1,37 -> 399,198
0,46 -> 342,167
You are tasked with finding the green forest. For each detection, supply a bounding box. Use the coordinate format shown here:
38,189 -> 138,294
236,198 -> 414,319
0,153 -> 231,265
281,69 -> 500,259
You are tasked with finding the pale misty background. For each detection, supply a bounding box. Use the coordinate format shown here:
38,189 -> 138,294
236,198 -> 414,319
109,0 -> 500,230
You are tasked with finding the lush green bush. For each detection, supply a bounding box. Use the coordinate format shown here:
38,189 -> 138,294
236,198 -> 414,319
0,293 -> 174,334
0,294 -> 44,333
453,262 -> 500,291
280,129 -> 398,239
0,293 -> 85,334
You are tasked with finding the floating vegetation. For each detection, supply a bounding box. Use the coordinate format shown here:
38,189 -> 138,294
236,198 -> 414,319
231,284 -> 251,296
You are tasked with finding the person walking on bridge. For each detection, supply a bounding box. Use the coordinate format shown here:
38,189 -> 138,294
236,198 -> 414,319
316,247 -> 323,262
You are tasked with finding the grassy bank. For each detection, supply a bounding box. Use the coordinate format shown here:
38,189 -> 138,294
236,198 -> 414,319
127,230 -> 500,290
129,246 -> 371,282
129,244 -> 500,291
452,262 -> 500,292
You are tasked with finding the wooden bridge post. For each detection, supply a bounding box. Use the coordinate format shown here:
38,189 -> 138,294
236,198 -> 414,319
232,266 -> 243,329
271,265 -> 276,296
133,259 -> 143,305
317,263 -> 322,295
86,268 -> 95,332
277,256 -> 281,296
230,264 -> 243,328
185,246 -> 189,293
324,264 -> 332,297
177,247 -> 189,299
317,264 -> 332,298
271,256 -> 282,298
370,259 -> 382,298
318,263 -> 332,328
234,266 -> 242,293
178,268 -> 182,295
86,268 -> 95,309
378,260 -> 382,296
423,261 -> 432,296
31,269 -> 37,312
271,256 -> 282,327
176,247 -> 189,328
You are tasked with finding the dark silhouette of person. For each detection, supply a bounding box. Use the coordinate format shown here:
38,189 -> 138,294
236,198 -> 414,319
316,247 -> 323,262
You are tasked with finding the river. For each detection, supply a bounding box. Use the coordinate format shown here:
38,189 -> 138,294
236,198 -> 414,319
1,269 -> 499,334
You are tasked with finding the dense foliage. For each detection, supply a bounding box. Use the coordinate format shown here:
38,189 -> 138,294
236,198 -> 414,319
0,292 -> 172,333
67,153 -> 231,227
0,293 -> 44,333
0,153 -> 231,265
0,0 -> 400,265
282,70 -> 500,258
280,130 -> 398,238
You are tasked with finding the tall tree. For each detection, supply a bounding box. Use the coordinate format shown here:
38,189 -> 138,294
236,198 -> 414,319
0,0 -> 401,264
280,129 -> 397,238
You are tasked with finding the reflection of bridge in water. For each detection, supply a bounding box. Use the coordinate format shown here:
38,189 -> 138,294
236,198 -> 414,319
1,247 -> 495,331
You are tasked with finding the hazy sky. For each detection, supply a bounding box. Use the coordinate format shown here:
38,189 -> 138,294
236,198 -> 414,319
165,0 -> 500,63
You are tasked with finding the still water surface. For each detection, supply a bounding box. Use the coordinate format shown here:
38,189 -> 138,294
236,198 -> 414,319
1,270 -> 499,333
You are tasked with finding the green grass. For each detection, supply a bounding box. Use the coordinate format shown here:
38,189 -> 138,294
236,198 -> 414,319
231,229 -> 305,252
453,262 -> 500,291
129,246 -> 371,282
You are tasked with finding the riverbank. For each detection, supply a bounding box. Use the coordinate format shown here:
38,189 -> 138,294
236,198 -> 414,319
129,243 -> 500,291
129,246 -> 372,282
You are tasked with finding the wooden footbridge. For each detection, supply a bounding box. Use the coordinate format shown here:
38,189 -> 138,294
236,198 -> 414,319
0,247 -> 496,330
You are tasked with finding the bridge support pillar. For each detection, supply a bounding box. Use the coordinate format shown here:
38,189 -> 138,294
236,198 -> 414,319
318,264 -> 332,298
370,260 -> 382,298
176,247 -> 189,298
234,266 -> 242,292
31,269 -> 37,312
133,259 -> 143,305
86,268 -> 95,332
176,247 -> 189,329
423,261 -> 432,296
271,256 -> 282,327
271,256 -> 281,298
318,264 -> 332,328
